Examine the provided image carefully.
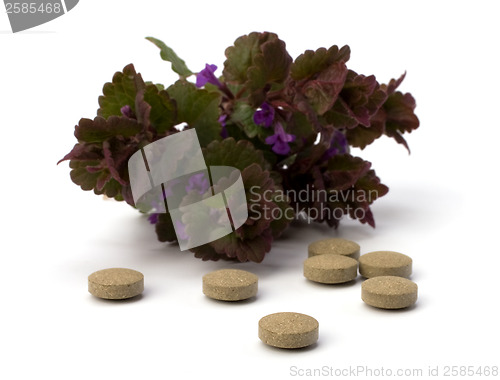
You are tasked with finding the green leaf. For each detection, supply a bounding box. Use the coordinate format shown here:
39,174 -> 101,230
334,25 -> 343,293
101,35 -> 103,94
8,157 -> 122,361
246,37 -> 292,91
146,37 -> 193,78
98,64 -> 145,119
223,32 -> 270,84
166,80 -> 222,146
142,84 -> 177,134
230,101 -> 260,138
203,138 -> 272,172
223,32 -> 292,106
75,116 -> 143,143
145,81 -> 165,91
291,45 -> 350,81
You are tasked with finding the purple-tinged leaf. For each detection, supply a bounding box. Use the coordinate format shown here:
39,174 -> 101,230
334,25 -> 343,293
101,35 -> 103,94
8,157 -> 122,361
223,32 -> 275,85
333,70 -> 388,127
300,61 -> 348,115
98,64 -> 145,119
74,116 -> 143,143
291,45 -> 350,81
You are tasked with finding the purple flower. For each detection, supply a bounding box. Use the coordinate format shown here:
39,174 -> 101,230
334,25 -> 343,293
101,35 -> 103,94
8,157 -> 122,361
196,64 -> 222,88
174,220 -> 188,240
219,114 -> 228,138
120,105 -> 136,119
218,114 -> 227,127
148,213 -> 159,224
147,198 -> 166,224
253,102 -> 275,127
265,122 -> 296,155
186,172 -> 210,195
324,130 -> 348,159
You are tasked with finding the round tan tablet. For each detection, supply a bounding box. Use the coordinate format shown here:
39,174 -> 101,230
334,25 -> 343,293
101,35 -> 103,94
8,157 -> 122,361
258,312 -> 319,349
203,269 -> 258,301
304,254 -> 358,284
88,268 -> 144,300
307,238 -> 360,260
359,251 -> 412,278
361,276 -> 418,309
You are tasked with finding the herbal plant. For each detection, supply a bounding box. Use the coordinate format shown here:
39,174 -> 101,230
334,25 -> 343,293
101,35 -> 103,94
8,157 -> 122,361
59,32 -> 419,262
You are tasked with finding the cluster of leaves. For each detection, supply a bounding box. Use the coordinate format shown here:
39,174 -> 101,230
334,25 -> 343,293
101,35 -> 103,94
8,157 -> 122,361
59,32 -> 419,263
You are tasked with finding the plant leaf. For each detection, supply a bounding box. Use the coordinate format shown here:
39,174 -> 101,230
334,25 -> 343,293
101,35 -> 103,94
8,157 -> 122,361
166,80 -> 222,146
291,45 -> 350,80
69,159 -> 101,191
142,84 -> 177,134
318,155 -> 389,227
68,159 -> 132,202
75,116 -> 143,143
155,213 -> 179,243
383,92 -> 419,152
223,32 -> 292,106
325,154 -> 372,190
223,32 -> 271,84
230,101 -> 260,138
299,61 -> 348,115
203,138 -> 271,172
186,163 -> 291,262
97,64 -> 145,119
246,36 -> 292,91
345,112 -> 385,149
334,70 -> 387,127
146,37 -> 193,77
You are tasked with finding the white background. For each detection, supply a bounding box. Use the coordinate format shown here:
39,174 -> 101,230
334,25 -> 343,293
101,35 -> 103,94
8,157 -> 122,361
1,1 -> 499,379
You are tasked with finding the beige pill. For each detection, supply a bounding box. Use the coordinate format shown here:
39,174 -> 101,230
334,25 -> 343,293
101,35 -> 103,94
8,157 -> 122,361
259,312 -> 319,349
203,269 -> 258,301
304,254 -> 358,284
88,268 -> 144,300
359,251 -> 412,278
308,238 -> 360,260
361,276 -> 418,309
